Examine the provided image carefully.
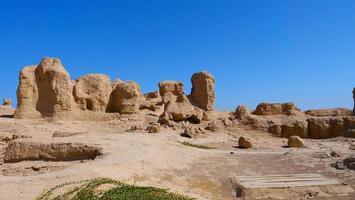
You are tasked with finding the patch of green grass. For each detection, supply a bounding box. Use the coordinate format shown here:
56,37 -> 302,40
178,141 -> 216,150
96,185 -> 192,200
36,178 -> 193,200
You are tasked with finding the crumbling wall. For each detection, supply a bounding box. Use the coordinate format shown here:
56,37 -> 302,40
15,57 -> 215,123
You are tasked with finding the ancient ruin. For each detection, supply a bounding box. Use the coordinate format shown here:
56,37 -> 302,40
2,1 -> 355,199
73,74 -> 112,112
15,59 -> 74,119
252,102 -> 302,116
106,81 -> 141,114
1,57 -> 354,200
14,57 -> 214,122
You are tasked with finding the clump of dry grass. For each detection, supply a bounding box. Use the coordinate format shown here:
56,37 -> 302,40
178,141 -> 216,149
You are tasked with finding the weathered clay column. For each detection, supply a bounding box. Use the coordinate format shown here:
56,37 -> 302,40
353,88 -> 355,115
15,57 -> 74,119
190,71 -> 215,111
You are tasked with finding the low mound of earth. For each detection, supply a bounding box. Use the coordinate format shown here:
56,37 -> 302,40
4,141 -> 102,163
305,108 -> 353,117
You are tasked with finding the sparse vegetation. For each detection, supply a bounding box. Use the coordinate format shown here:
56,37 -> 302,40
36,178 -> 193,200
178,141 -> 216,150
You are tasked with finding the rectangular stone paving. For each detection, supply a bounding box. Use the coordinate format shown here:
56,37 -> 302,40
235,174 -> 340,188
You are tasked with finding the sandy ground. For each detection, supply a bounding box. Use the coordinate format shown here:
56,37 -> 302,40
0,107 -> 354,200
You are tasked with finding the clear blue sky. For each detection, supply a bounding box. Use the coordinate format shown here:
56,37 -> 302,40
0,0 -> 354,111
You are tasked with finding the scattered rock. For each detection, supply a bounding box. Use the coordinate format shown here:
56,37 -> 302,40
0,133 -> 31,142
31,165 -> 41,172
206,120 -> 221,132
129,124 -> 144,131
181,126 -> 197,139
158,115 -> 170,125
222,118 -> 233,127
196,127 -> 205,134
344,156 -> 355,170
2,98 -> 12,106
4,141 -> 102,163
281,119 -> 308,138
330,151 -> 342,157
331,157 -> 355,171
234,105 -> 250,119
303,191 -> 319,199
190,71 -> 215,111
287,136 -> 305,148
0,135 -> 12,142
162,99 -> 203,124
238,137 -> 253,149
253,102 -> 301,116
147,124 -> 160,133
11,134 -> 31,140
